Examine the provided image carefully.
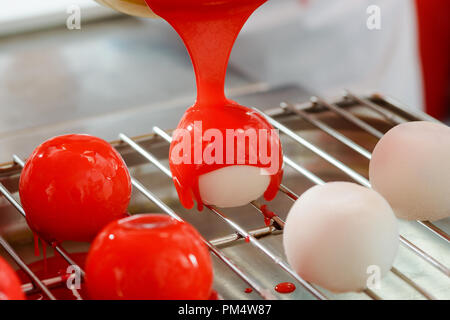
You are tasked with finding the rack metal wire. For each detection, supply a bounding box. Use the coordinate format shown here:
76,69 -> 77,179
0,91 -> 448,300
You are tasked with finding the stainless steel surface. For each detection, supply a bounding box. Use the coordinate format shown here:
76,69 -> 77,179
0,87 -> 449,300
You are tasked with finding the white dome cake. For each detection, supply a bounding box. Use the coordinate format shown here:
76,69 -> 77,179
283,182 -> 399,293
369,121 -> 450,222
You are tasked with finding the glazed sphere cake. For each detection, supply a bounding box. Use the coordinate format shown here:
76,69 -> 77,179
169,103 -> 283,210
85,214 -> 213,300
0,257 -> 25,300
283,182 -> 399,293
369,121 -> 450,221
19,134 -> 132,242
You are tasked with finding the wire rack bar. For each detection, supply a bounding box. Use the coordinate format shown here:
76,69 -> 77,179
120,132 -> 329,300
258,108 -> 370,186
364,289 -> 382,300
22,275 -> 68,294
312,96 -> 384,139
343,90 -> 407,125
280,102 -> 372,160
210,226 -> 278,247
417,221 -> 450,243
390,267 -> 436,300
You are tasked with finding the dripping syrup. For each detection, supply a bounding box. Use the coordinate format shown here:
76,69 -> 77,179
261,204 -> 276,226
33,232 -> 48,273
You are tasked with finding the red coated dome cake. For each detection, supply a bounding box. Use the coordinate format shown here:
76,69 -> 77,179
169,102 -> 283,210
85,214 -> 213,300
143,0 -> 283,210
19,134 -> 132,243
0,257 -> 25,300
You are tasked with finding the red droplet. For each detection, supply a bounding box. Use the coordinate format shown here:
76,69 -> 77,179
261,205 -> 275,219
245,236 -> 250,243
275,282 -> 296,294
209,290 -> 219,300
244,288 -> 253,294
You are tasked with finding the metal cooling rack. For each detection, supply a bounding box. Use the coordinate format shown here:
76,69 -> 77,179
0,90 -> 449,300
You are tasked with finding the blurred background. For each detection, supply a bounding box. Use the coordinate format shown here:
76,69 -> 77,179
0,0 -> 449,162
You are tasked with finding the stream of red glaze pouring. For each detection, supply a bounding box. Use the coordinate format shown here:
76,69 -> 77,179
144,0 -> 283,210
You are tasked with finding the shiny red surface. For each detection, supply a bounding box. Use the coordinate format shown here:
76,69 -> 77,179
145,0 -> 283,210
85,214 -> 213,300
0,257 -> 25,300
275,282 -> 296,294
19,134 -> 132,243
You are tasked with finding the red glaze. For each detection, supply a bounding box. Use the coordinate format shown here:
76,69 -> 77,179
19,134 -> 132,243
0,257 -> 25,300
145,0 -> 283,210
244,288 -> 253,294
85,214 -> 213,300
16,252 -> 88,300
209,290 -> 219,300
261,204 -> 276,226
275,282 -> 296,294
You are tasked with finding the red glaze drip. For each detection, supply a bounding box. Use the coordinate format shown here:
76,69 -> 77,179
261,204 -> 276,226
275,282 -> 296,294
144,0 -> 283,210
245,236 -> 250,243
244,288 -> 253,294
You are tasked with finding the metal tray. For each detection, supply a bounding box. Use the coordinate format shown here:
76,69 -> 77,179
0,87 -> 449,300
